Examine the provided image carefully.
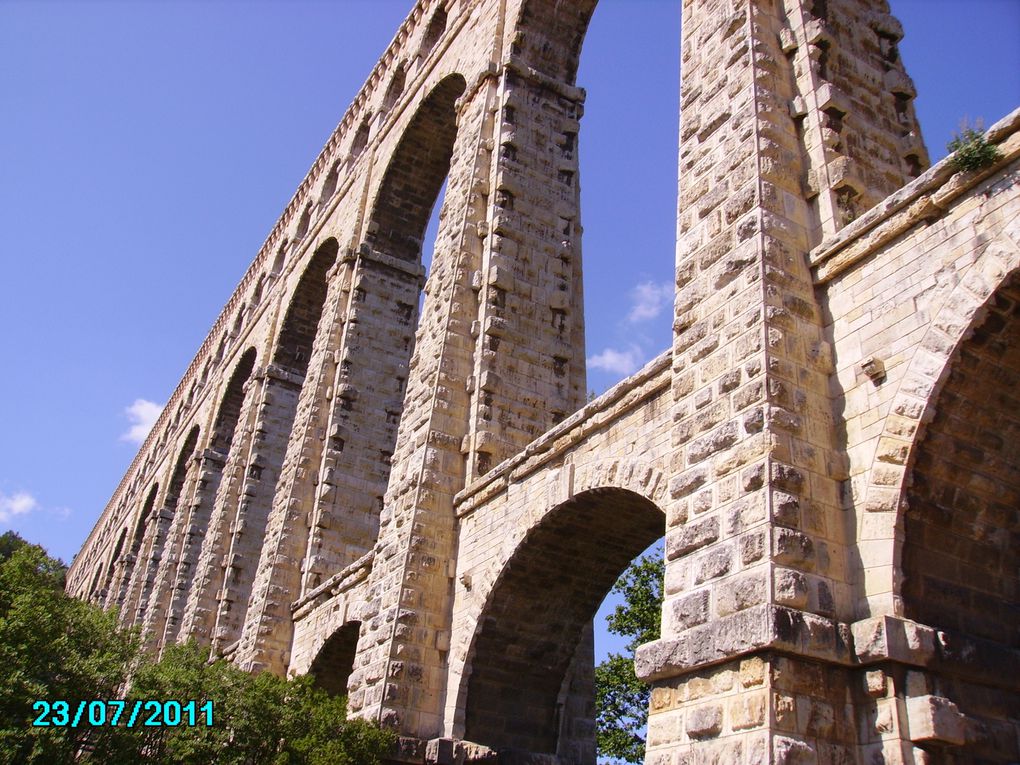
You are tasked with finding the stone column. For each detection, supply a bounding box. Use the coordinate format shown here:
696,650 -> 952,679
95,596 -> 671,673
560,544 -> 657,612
178,375 -> 262,643
638,0 -> 926,761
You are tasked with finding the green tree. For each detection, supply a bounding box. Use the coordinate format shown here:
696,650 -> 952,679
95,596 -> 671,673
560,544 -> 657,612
0,540 -> 393,765
90,641 -> 393,764
595,552 -> 664,764
0,543 -> 138,763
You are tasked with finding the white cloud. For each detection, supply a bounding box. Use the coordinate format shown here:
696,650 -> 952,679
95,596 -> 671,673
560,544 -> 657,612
0,491 -> 38,523
626,281 -> 673,324
587,346 -> 644,376
121,399 -> 163,445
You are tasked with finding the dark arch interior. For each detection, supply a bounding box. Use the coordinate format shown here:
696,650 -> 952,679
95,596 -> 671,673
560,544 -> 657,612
129,484 -> 159,557
101,527 -> 128,594
211,347 -> 257,454
165,426 -> 200,509
308,621 -> 361,697
516,0 -> 597,83
272,239 -> 339,376
464,487 -> 664,755
903,274 -> 1020,761
419,8 -> 447,58
382,64 -> 406,112
368,74 -> 465,263
904,275 -> 1020,647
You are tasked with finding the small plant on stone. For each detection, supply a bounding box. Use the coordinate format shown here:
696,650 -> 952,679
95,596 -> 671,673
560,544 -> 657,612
947,121 -> 1001,173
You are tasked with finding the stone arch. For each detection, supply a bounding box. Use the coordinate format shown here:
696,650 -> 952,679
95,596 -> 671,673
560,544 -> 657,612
210,347 -> 257,454
134,425 -> 200,627
88,562 -> 104,597
159,347 -> 260,646
272,238 -> 340,376
271,242 -> 288,276
459,487 -> 664,756
418,7 -> 447,60
295,204 -> 312,241
115,483 -> 159,615
901,277 -> 1020,647
101,526 -> 127,596
295,75 -> 466,596
366,73 -> 466,264
307,621 -> 361,697
349,119 -> 370,159
856,232 -> 1020,618
513,0 -> 598,84
210,240 -> 341,650
381,62 -> 406,112
165,426 -> 201,510
320,162 -> 339,203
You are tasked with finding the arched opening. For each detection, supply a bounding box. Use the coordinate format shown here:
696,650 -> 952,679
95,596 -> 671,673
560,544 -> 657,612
367,74 -> 465,263
295,205 -> 311,240
116,483 -> 160,617
272,239 -> 340,376
89,562 -> 104,597
134,426 -> 200,631
101,527 -> 127,596
902,272 -> 1020,760
211,348 -> 257,454
382,63 -> 406,112
165,426 -> 200,511
321,162 -> 339,202
418,8 -> 447,59
308,621 -> 361,697
161,348 -> 260,646
297,76 -> 464,595
350,119 -> 370,159
210,240 -> 340,651
271,242 -> 288,276
463,488 -> 664,758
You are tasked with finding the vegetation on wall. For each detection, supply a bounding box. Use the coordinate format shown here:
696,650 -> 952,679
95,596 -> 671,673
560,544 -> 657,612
947,122 -> 1002,173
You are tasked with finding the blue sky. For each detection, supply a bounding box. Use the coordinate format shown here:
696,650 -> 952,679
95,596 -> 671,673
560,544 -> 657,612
1,0 -> 1018,662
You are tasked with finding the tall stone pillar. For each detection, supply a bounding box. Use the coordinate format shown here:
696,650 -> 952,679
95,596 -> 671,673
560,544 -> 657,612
350,6 -> 591,736
637,0 -> 926,761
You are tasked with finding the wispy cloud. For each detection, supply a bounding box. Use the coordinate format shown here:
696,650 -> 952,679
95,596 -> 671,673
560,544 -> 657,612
587,345 -> 644,376
121,399 -> 163,445
0,491 -> 38,523
626,281 -> 672,324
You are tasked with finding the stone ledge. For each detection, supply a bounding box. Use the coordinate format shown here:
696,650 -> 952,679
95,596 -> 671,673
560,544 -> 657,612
905,695 -> 966,746
850,614 -> 936,667
634,605 -> 853,682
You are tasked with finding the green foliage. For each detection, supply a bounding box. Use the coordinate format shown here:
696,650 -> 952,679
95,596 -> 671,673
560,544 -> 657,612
947,123 -> 1001,173
595,552 -> 664,764
0,530 -> 29,562
92,642 -> 394,765
0,541 -> 393,765
0,544 -> 138,763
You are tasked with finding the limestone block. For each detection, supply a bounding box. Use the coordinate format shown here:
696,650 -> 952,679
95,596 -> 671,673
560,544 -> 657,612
905,695 -> 965,746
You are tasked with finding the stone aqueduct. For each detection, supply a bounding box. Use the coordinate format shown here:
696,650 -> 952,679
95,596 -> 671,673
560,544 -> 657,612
67,0 -> 1019,761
